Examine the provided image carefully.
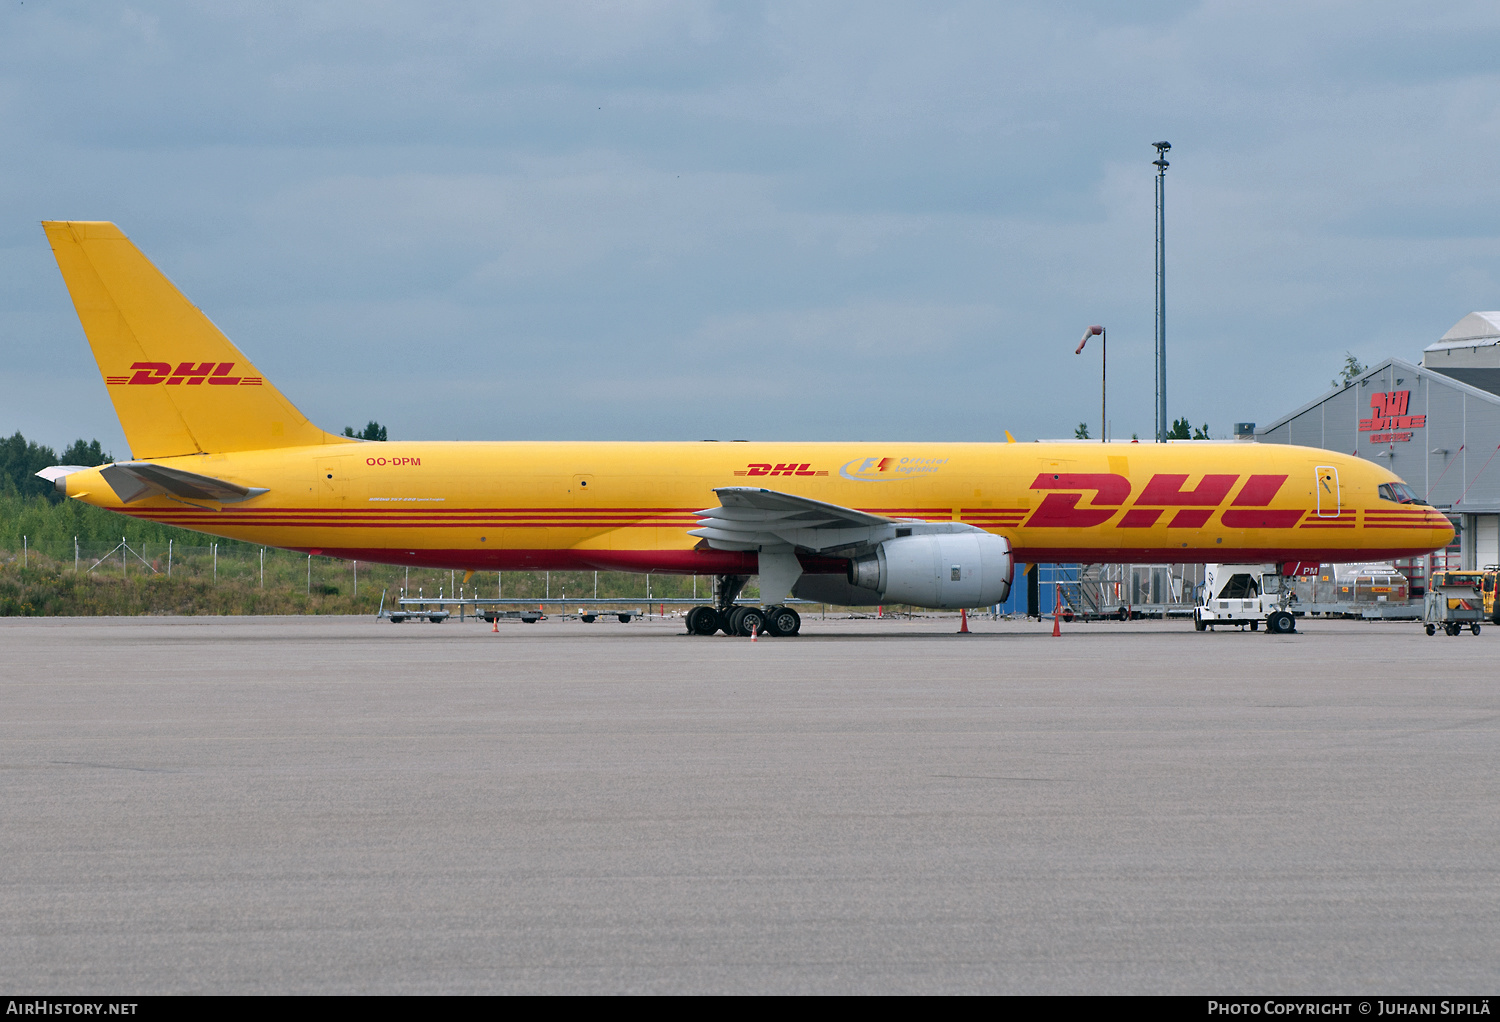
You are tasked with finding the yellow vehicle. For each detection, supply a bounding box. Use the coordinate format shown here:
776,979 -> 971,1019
35,222 -> 1456,636
1429,568 -> 1500,624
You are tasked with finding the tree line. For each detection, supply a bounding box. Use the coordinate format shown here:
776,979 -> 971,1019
0,432 -> 113,502
1,419 -> 383,555
1073,418 -> 1210,440
0,430 -> 260,554
2,416 -> 389,505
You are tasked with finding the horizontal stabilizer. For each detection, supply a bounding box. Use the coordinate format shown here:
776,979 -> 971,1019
35,465 -> 91,484
99,461 -> 268,504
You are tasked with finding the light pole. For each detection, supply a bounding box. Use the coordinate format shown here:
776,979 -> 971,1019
1075,325 -> 1105,441
1153,140 -> 1170,443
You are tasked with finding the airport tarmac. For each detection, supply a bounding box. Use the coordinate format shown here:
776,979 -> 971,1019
1,613 -> 1496,994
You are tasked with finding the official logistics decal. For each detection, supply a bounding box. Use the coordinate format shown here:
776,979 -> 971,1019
838,457 -> 949,481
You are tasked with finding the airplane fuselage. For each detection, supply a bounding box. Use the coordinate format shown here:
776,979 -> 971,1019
61,440 -> 1454,573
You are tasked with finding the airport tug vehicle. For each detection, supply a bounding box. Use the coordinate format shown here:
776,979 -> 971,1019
1194,563 -> 1300,634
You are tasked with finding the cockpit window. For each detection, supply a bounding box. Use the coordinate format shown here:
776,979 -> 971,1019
1378,482 -> 1426,505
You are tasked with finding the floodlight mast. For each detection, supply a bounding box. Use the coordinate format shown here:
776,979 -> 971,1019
1153,141 -> 1170,443
1076,325 -> 1105,441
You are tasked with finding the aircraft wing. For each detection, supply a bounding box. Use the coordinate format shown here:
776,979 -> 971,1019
691,486 -> 909,552
96,461 -> 268,504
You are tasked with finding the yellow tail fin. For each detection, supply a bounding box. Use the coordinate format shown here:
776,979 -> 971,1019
43,221 -> 354,459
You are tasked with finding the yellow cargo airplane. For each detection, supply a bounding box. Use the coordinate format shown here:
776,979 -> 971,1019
36,221 -> 1453,636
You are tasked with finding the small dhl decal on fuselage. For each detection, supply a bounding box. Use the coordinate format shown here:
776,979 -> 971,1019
104,361 -> 263,386
733,463 -> 830,477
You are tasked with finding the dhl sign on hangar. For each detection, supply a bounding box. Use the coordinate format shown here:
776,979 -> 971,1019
1261,350 -> 1500,570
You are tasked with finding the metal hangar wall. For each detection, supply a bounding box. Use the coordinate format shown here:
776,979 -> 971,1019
1260,322 -> 1500,573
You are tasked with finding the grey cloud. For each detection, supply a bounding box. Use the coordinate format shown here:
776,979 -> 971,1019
5,1 -> 1500,454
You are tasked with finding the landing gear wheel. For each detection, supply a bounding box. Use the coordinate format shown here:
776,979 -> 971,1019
1266,611 -> 1296,634
763,605 -> 801,637
1194,611 -> 1206,632
1426,623 -> 1436,636
735,606 -> 767,637
687,606 -> 721,636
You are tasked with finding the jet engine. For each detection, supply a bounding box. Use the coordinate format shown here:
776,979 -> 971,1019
846,532 -> 1013,608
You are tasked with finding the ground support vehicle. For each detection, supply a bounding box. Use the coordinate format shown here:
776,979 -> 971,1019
1427,568 -> 1500,625
375,590 -> 815,632
1194,564 -> 1300,634
383,595 -> 638,624
1287,564 -> 1421,620
1423,580 -> 1486,637
1298,601 -> 1423,621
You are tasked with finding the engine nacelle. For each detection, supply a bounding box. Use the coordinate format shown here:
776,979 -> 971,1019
847,532 -> 1013,609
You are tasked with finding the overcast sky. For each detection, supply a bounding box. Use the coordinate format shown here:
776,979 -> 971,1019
5,1 -> 1500,455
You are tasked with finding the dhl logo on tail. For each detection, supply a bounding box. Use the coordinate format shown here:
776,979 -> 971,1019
105,361 -> 264,387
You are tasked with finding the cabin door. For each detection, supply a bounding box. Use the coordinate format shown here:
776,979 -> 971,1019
1315,465 -> 1341,518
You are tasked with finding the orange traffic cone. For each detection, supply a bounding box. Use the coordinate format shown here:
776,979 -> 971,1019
958,607 -> 971,634
492,615 -> 499,633
750,624 -> 758,642
1052,589 -> 1062,637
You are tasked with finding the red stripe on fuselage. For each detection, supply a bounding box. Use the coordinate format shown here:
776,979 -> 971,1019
283,548 -> 849,575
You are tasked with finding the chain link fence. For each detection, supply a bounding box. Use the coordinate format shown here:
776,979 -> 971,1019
3,532 -> 739,616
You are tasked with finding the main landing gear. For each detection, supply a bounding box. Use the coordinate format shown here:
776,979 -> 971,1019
683,575 -> 803,637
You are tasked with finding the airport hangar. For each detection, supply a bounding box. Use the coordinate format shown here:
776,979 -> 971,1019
1259,310 -> 1500,584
